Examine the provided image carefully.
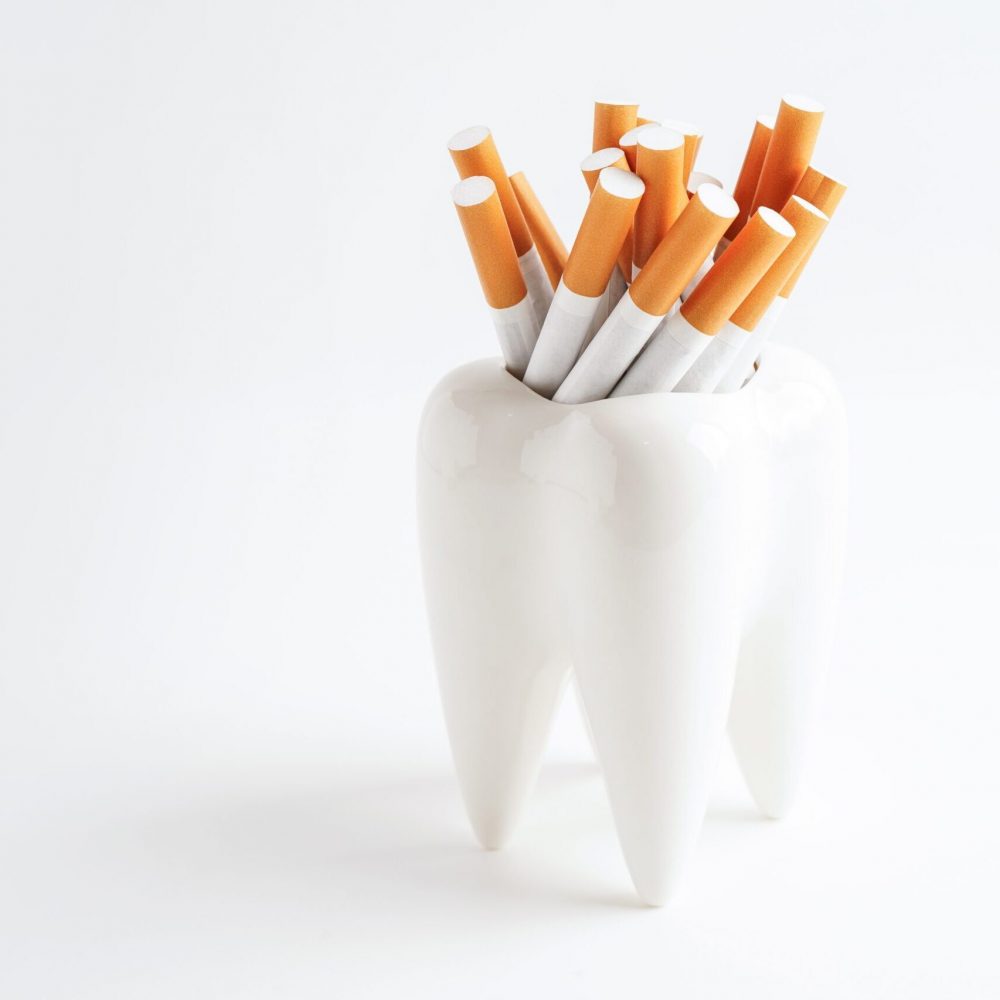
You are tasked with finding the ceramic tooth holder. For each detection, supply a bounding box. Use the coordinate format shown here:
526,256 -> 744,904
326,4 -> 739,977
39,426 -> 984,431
416,345 -> 848,906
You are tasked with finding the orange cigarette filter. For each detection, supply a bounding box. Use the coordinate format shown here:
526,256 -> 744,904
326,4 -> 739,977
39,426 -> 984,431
780,172 -> 847,297
686,171 -> 722,198
725,114 -> 774,240
636,115 -> 658,126
452,177 -> 527,310
581,148 -> 633,281
633,127 -> 687,271
731,196 -> 828,330
618,124 -> 656,170
812,173 -> 848,215
629,185 -> 739,317
563,168 -> 644,297
593,101 -> 639,153
509,172 -> 568,289
681,207 -> 795,334
660,119 -> 702,185
751,95 -> 824,214
580,147 -> 628,192
794,164 -> 824,203
449,126 -> 534,257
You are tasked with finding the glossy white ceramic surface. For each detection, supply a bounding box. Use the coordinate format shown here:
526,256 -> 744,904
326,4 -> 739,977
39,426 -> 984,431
416,345 -> 848,906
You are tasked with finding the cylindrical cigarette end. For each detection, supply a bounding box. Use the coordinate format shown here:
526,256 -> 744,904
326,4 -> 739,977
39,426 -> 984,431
780,173 -> 846,297
725,114 -> 774,241
563,167 -> 644,297
629,184 -> 738,317
751,95 -> 824,214
686,170 -> 722,198
593,101 -> 639,153
580,147 -> 628,193
618,123 -> 656,171
510,171 -> 568,289
682,207 -> 795,334
732,196 -> 828,330
658,119 -> 703,185
448,125 -> 534,256
633,127 -> 687,271
452,176 -> 527,309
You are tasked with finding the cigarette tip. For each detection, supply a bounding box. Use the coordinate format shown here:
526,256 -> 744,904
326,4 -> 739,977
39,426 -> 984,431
452,175 -> 496,206
447,125 -> 492,152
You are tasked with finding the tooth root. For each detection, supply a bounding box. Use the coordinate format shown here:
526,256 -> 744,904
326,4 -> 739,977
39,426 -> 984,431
728,616 -> 831,819
418,366 -> 566,850
434,623 -> 567,849
565,461 -> 744,905
727,357 -> 848,818
421,519 -> 566,850
727,525 -> 846,819
573,583 -> 740,905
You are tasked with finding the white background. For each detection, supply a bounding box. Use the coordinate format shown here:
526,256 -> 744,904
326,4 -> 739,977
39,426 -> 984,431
2,0 -> 998,996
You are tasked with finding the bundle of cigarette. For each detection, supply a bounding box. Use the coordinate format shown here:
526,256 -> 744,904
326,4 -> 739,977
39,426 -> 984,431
448,95 -> 845,400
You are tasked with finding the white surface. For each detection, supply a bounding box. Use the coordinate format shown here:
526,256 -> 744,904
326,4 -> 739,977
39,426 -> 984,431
523,281 -> 603,397
450,174 -> 495,206
419,347 -> 846,905
0,0 -> 998,997
518,244 -> 553,327
674,319 -> 750,392
554,292 -> 663,403
581,146 -> 627,172
487,295 -> 539,379
612,311 -> 713,395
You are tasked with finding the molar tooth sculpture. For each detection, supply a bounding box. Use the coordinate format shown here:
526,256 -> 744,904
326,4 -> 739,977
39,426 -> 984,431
417,345 -> 847,906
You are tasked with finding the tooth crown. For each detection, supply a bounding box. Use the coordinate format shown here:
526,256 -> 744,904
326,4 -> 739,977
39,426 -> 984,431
417,345 -> 847,905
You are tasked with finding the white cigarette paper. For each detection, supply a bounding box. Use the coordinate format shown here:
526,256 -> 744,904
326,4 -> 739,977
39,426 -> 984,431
610,311 -> 712,396
681,253 -> 714,300
673,320 -> 752,392
590,267 -> 628,346
519,245 -> 554,327
522,282 -> 604,396
490,298 -> 544,380
714,296 -> 786,392
451,175 -> 540,379
552,294 -> 663,404
525,165 -> 643,397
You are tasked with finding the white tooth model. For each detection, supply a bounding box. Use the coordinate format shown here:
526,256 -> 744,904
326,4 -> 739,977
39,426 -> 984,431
417,345 -> 847,906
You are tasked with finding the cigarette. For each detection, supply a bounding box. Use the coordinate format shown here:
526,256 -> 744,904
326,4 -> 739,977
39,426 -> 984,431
793,164 -> 824,203
633,127 -> 686,275
523,168 -> 644,398
713,296 -> 786,393
618,122 -> 659,170
682,196 -> 828,392
659,118 -> 703,186
732,197 -> 828,330
581,147 -> 632,282
510,171 -> 568,290
553,185 -> 737,404
612,207 -> 794,396
581,147 -> 628,191
717,177 -> 844,392
780,170 -> 847,297
449,125 -> 553,325
589,266 -> 629,346
593,101 -> 639,153
812,172 -> 848,216
636,114 -> 659,126
686,170 -> 722,198
681,172 -> 724,297
750,94 -> 824,214
723,114 -> 774,242
452,176 -> 539,379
